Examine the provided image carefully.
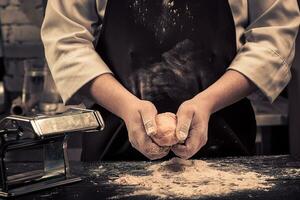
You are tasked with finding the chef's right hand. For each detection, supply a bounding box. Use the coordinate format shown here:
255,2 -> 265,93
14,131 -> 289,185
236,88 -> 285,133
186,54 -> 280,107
122,100 -> 170,160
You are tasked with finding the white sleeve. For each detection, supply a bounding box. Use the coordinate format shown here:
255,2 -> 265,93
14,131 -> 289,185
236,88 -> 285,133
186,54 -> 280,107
228,0 -> 300,102
41,0 -> 111,105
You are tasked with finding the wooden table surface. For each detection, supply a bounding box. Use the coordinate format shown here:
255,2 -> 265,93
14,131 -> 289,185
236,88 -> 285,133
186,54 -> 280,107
4,155 -> 299,200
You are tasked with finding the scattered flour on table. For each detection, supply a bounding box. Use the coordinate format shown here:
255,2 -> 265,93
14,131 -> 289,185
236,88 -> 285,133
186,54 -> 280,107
109,158 -> 274,199
284,168 -> 300,174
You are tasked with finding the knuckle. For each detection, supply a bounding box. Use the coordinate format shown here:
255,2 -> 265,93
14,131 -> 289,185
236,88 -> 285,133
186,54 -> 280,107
188,104 -> 198,113
141,100 -> 156,111
185,145 -> 194,154
180,101 -> 196,116
179,101 -> 188,108
144,146 -> 168,160
129,133 -> 144,148
144,147 -> 152,155
130,127 -> 140,136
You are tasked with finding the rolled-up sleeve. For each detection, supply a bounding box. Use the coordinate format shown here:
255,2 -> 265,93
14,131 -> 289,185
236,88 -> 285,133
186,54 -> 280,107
41,0 -> 111,105
228,0 -> 300,102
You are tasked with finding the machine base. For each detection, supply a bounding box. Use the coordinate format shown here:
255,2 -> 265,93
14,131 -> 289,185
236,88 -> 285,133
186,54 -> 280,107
0,176 -> 82,197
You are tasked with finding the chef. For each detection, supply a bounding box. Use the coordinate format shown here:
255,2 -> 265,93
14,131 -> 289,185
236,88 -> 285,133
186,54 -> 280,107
41,0 -> 300,161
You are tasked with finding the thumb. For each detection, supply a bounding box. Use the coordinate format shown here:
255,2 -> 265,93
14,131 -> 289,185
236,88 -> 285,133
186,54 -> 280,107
140,104 -> 158,136
176,106 -> 193,143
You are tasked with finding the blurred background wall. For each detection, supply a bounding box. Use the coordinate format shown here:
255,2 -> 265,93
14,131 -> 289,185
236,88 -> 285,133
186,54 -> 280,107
0,0 -> 45,102
0,0 -> 80,161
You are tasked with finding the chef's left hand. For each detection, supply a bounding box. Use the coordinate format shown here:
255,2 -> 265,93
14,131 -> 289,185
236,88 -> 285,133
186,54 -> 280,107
171,97 -> 211,159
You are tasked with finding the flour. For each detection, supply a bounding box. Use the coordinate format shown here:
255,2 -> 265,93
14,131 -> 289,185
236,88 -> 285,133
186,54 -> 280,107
282,168 -> 300,178
128,0 -> 195,43
109,158 -> 274,199
162,0 -> 175,8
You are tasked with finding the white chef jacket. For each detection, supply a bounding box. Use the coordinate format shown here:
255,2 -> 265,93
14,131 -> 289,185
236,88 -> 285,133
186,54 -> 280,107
41,0 -> 300,105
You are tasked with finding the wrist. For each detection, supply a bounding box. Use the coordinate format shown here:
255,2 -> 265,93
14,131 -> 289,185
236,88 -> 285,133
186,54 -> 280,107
192,70 -> 257,114
118,96 -> 142,121
192,92 -> 217,115
88,74 -> 141,120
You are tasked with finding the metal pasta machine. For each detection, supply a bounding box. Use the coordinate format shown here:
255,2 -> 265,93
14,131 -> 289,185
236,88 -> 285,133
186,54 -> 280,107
0,108 -> 104,197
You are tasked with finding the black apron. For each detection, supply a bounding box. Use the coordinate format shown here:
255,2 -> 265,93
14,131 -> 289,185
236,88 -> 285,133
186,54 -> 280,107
82,0 -> 257,161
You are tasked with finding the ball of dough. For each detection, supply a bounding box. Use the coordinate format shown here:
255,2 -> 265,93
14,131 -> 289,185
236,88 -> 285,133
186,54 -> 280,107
151,112 -> 178,147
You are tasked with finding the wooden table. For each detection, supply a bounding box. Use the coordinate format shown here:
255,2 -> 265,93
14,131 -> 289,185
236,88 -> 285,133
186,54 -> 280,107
5,155 -> 300,200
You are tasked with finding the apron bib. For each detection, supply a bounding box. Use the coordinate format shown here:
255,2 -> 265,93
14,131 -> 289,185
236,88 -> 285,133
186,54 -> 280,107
82,0 -> 257,161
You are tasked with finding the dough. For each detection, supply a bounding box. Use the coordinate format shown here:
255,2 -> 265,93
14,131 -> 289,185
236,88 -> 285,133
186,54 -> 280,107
151,112 -> 178,146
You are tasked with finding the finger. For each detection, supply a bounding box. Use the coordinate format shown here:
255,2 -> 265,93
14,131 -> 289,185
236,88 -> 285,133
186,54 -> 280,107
130,125 -> 169,160
176,105 -> 194,143
143,139 -> 170,160
128,126 -> 140,149
171,144 -> 189,159
185,126 -> 208,149
141,126 -> 170,160
140,104 -> 158,136
172,127 -> 207,159
144,120 -> 157,136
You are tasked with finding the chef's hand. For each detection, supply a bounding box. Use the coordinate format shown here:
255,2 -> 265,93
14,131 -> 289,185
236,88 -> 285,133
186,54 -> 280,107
171,97 -> 211,159
86,74 -> 169,160
123,99 -> 170,160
